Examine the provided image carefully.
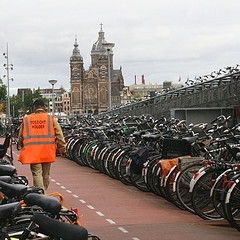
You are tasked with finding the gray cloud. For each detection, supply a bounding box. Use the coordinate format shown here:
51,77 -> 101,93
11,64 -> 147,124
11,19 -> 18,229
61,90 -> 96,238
0,0 -> 239,95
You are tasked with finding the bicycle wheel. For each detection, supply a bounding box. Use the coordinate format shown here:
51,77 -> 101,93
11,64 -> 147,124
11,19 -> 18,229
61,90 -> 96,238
106,147 -> 121,179
66,137 -> 75,160
129,159 -> 150,192
103,144 -> 118,178
175,163 -> 203,213
164,165 -> 185,209
224,180 -> 240,231
85,141 -> 97,169
117,151 -> 133,185
112,148 -> 129,180
151,160 -> 166,197
144,156 -> 161,195
72,138 -> 85,166
211,169 -> 239,218
98,145 -> 109,174
191,168 -> 225,220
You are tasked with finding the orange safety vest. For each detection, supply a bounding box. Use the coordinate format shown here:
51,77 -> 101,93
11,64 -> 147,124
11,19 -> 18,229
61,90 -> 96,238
18,113 -> 56,164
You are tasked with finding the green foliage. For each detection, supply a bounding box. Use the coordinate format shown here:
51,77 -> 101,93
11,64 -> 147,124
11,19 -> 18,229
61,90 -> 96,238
10,88 -> 48,116
0,78 -> 7,112
10,95 -> 22,117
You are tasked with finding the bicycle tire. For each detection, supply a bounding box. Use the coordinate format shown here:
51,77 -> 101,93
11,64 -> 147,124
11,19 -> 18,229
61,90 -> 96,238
224,180 -> 240,231
105,147 -> 121,179
211,169 -> 239,218
129,159 -> 150,192
175,163 -> 203,213
144,156 -> 161,195
191,168 -> 225,220
117,151 -> 133,185
164,165 -> 185,209
72,138 -> 85,166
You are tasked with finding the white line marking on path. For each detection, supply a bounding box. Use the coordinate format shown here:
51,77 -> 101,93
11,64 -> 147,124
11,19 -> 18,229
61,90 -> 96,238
29,159 -> 137,238
106,219 -> 116,224
11,148 -> 138,237
87,205 -> 95,210
96,211 -> 104,216
118,227 -> 128,233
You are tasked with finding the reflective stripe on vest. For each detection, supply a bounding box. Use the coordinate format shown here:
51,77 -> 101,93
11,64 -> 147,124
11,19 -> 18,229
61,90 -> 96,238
23,114 -> 55,146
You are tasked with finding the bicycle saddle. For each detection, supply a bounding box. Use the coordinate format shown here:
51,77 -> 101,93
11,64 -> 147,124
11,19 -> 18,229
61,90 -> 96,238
32,213 -> 88,240
0,180 -> 27,198
24,193 -> 61,215
0,202 -> 21,220
0,176 -> 12,183
0,165 -> 16,176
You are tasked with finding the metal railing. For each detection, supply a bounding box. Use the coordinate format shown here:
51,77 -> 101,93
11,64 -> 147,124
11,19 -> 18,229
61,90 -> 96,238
99,70 -> 240,119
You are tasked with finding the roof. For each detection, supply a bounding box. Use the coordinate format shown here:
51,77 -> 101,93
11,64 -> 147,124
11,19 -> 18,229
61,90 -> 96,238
91,27 -> 114,55
71,38 -> 83,60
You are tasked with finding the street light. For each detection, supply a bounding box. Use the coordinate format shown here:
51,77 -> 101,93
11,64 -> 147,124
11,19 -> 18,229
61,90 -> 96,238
49,79 -> 57,115
3,43 -> 13,124
102,42 -> 115,111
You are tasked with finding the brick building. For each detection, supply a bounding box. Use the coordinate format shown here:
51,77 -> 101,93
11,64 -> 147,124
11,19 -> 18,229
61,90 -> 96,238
70,26 -> 124,115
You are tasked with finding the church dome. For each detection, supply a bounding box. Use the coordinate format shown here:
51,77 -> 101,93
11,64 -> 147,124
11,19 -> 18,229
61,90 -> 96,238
91,25 -> 113,55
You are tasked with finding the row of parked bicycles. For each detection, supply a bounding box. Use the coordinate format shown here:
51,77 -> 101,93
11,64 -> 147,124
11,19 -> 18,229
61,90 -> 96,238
64,114 -> 240,232
0,129 -> 101,239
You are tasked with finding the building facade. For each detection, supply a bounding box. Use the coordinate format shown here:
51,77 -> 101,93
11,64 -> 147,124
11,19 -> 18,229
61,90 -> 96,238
70,26 -> 124,115
39,87 -> 69,115
129,80 -> 184,100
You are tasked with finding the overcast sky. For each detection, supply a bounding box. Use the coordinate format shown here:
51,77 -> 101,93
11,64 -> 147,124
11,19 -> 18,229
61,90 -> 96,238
0,0 -> 239,95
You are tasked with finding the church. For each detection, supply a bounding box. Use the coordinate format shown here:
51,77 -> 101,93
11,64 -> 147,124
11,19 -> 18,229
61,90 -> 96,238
70,25 -> 124,115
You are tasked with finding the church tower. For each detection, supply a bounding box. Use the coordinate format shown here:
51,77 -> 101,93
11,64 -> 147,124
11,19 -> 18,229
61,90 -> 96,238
70,25 -> 124,115
70,37 -> 84,114
89,24 -> 115,113
91,24 -> 114,72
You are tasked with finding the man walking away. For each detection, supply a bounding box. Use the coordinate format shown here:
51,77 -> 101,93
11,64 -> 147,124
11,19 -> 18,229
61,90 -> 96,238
18,98 -> 66,193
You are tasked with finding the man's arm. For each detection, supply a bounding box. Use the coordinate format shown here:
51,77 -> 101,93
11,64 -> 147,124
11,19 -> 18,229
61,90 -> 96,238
53,118 -> 66,156
18,123 -> 23,147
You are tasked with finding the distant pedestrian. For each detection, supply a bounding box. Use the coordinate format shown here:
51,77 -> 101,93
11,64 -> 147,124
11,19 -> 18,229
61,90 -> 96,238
18,98 -> 66,193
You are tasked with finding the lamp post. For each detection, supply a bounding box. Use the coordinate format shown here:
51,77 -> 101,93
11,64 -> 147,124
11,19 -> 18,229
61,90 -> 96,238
3,43 -> 13,124
49,79 -> 57,115
102,42 -> 115,111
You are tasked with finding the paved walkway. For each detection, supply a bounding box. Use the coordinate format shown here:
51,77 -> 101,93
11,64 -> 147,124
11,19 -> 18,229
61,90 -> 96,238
12,146 -> 240,240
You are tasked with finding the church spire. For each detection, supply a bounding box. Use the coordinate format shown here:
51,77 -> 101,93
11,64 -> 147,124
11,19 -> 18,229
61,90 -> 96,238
71,36 -> 82,58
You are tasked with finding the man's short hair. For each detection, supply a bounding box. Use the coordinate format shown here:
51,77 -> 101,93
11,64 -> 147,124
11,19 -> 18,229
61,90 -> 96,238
33,99 -> 45,107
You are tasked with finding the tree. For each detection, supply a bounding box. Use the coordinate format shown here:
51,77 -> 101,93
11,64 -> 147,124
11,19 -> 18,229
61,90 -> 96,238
10,95 -> 22,117
0,78 -> 7,113
10,88 -> 48,117
22,88 -> 47,114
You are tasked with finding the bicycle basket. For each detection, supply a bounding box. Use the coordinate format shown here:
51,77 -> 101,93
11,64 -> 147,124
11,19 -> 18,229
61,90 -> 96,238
162,138 -> 191,159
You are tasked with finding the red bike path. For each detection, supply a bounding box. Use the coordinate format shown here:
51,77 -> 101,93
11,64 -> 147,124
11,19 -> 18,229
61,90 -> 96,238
11,146 -> 240,240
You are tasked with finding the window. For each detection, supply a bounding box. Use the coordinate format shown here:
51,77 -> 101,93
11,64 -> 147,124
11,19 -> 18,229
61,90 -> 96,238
100,65 -> 107,79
